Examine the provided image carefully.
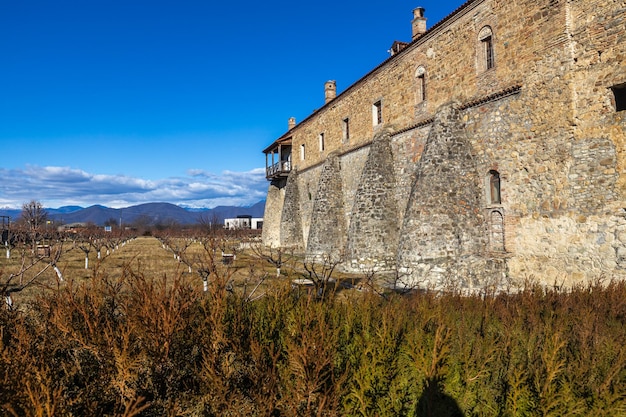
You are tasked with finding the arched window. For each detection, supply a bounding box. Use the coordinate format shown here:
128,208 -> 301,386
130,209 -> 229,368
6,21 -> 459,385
478,26 -> 494,71
488,170 -> 501,205
416,66 -> 426,103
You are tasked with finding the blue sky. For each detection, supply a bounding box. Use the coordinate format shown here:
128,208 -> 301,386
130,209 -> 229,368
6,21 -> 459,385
0,0 -> 461,209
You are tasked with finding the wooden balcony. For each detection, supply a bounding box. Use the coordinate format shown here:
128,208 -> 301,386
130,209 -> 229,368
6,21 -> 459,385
264,137 -> 292,180
266,159 -> 291,179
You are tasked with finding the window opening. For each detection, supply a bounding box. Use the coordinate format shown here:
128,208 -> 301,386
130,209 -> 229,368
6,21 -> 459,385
419,74 -> 426,101
319,133 -> 325,151
478,26 -> 495,72
373,100 -> 382,126
484,36 -> 494,69
342,118 -> 350,142
300,144 -> 306,161
612,84 -> 626,111
489,170 -> 501,204
416,66 -> 426,102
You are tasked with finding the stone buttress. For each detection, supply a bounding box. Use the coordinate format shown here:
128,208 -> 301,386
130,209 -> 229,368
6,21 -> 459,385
305,153 -> 346,260
346,127 -> 400,271
279,169 -> 304,249
397,103 -> 504,289
261,178 -> 286,247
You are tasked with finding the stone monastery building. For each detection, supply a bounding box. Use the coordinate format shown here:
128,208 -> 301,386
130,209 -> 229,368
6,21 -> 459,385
262,0 -> 626,290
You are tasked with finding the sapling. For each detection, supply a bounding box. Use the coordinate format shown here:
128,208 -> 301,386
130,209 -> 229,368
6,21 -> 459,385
251,244 -> 293,278
53,263 -> 64,282
78,243 -> 91,269
199,268 -> 210,292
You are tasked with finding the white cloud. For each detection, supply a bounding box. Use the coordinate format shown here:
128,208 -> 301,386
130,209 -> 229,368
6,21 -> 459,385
0,165 -> 268,209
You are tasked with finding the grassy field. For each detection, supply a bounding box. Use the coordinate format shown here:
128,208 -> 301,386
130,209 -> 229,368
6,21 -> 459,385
2,235 -> 311,308
1,236 -> 193,305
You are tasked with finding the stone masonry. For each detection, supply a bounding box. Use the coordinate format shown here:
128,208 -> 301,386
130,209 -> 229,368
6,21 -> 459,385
305,154 -> 346,260
280,169 -> 303,249
262,0 -> 626,290
396,103 -> 493,289
346,126 -> 400,271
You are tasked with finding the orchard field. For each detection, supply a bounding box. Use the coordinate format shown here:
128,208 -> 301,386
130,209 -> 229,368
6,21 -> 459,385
1,225 -> 626,416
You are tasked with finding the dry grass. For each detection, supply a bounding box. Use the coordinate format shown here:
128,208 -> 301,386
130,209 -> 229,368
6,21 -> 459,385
2,235 -> 302,307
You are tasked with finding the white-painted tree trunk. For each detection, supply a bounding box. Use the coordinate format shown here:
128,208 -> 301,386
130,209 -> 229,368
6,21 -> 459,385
85,256 -> 89,269
54,265 -> 64,282
6,248 -> 9,259
97,250 -> 101,259
203,280 -> 208,292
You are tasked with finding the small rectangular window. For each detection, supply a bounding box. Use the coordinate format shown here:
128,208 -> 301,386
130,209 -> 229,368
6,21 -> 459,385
300,144 -> 306,161
372,100 -> 382,126
612,84 -> 626,111
342,118 -> 350,142
319,133 -> 325,151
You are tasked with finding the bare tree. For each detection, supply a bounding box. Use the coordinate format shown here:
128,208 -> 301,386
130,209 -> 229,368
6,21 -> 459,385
20,200 -> 48,252
357,258 -> 421,297
77,237 -> 92,269
3,228 -> 15,260
21,200 -> 48,232
1,237 -> 64,309
302,252 -> 345,299
197,212 -> 222,234
87,227 -> 108,260
250,244 -> 293,278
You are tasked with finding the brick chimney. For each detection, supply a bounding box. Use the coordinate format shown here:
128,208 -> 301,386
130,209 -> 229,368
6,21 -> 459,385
412,7 -> 427,41
325,80 -> 337,104
288,117 -> 296,130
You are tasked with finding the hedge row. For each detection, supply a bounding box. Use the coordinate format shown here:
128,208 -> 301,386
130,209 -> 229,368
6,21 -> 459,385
1,268 -> 626,416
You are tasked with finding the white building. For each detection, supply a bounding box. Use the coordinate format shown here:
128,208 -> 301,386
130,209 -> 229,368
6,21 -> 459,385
224,216 -> 263,230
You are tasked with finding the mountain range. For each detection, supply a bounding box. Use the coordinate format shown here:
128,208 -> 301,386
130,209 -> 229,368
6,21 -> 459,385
0,201 -> 265,227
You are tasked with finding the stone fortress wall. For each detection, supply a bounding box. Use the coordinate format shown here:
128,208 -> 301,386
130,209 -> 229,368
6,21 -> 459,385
263,0 -> 626,290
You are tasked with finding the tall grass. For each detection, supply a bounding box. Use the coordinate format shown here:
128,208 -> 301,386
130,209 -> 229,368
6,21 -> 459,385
1,238 -> 626,415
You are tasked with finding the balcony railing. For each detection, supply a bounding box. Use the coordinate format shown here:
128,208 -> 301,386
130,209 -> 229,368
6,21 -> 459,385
266,160 -> 291,179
